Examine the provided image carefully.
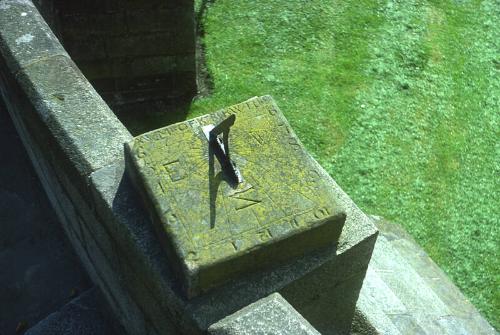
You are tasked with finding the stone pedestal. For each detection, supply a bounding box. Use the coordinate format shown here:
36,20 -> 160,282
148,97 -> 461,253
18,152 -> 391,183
125,96 -> 346,298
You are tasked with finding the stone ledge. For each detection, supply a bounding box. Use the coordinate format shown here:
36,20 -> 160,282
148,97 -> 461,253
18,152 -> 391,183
0,0 -> 131,183
0,0 -> 68,73
25,288 -> 121,335
208,293 -> 320,335
15,54 -> 131,176
0,2 -> 377,334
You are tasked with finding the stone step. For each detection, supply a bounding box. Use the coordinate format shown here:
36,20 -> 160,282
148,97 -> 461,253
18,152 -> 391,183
25,288 -> 122,335
354,267 -> 404,335
208,293 -> 320,335
355,217 -> 497,335
375,218 -> 497,335
373,234 -> 469,334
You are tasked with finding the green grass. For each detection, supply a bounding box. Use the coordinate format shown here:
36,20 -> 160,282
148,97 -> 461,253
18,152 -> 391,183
190,0 -> 499,328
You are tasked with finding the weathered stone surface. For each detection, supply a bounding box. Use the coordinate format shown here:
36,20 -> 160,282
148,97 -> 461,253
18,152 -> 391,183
15,54 -> 131,176
208,293 -> 320,335
0,0 -> 68,73
25,288 -> 121,335
353,217 -> 497,335
106,32 -> 193,58
126,96 -> 346,297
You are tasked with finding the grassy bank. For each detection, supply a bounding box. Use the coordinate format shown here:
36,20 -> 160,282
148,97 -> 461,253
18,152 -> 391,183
190,0 -> 499,327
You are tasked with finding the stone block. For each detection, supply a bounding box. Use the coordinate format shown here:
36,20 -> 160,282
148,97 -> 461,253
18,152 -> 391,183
112,71 -> 197,102
52,0 -> 121,14
356,217 -> 498,335
125,96 -> 346,297
25,288 -> 121,335
77,59 -> 114,80
106,32 -> 194,58
0,0 -> 68,73
59,12 -> 126,37
89,78 -> 117,95
111,56 -> 195,78
123,0 -> 187,11
126,7 -> 194,33
61,36 -> 107,61
208,293 -> 320,335
14,54 -> 131,177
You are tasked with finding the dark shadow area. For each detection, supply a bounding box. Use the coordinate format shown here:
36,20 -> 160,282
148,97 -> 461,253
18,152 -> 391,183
208,114 -> 241,228
0,100 -> 91,334
208,146 -> 224,229
32,0 -> 223,136
195,0 -> 216,98
36,0 -> 200,136
111,97 -> 193,136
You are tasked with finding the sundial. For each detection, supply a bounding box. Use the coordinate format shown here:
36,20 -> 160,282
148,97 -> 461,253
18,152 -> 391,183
125,96 -> 346,298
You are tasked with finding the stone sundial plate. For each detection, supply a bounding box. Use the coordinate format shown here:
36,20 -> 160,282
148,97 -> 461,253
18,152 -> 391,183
125,95 -> 346,298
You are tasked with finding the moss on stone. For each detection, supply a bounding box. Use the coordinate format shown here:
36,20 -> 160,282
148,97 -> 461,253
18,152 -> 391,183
126,96 -> 345,298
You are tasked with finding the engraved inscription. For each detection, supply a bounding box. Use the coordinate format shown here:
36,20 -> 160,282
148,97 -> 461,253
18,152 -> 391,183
165,210 -> 180,226
289,216 -> 300,228
314,207 -> 330,219
163,160 -> 185,182
229,187 -> 261,210
257,228 -> 272,242
157,180 -> 167,194
226,104 -> 245,115
249,131 -> 265,145
231,240 -> 243,251
306,169 -> 320,183
288,137 -> 300,149
187,251 -> 199,261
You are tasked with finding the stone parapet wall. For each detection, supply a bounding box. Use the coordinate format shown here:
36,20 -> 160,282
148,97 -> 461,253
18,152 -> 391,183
0,2 -> 378,334
0,0 -> 140,331
0,0 -> 131,184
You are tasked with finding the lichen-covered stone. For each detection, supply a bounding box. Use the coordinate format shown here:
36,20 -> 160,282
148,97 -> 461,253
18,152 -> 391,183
126,96 -> 346,298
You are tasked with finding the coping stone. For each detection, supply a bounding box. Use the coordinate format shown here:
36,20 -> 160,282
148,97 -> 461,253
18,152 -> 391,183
15,54 -> 131,176
208,293 -> 320,335
25,288 -> 121,335
0,0 -> 68,73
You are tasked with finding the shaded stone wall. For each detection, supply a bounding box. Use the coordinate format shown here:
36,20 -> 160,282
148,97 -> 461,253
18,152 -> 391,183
52,0 -> 196,107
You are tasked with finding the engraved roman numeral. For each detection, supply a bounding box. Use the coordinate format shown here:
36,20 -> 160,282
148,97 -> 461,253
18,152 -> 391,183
163,160 -> 185,182
257,229 -> 273,242
249,131 -> 265,145
314,207 -> 330,219
229,187 -> 261,210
